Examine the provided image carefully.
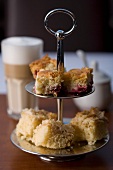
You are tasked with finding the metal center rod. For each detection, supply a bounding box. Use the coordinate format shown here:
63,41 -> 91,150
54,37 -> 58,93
57,98 -> 63,122
56,32 -> 64,123
57,38 -> 64,72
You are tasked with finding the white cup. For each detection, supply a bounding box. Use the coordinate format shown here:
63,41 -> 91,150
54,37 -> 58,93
1,36 -> 43,120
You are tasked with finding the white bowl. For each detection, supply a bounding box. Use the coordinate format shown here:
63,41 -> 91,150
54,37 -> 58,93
73,83 -> 112,111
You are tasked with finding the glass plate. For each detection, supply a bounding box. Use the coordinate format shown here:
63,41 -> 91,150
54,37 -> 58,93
25,81 -> 95,99
10,129 -> 109,162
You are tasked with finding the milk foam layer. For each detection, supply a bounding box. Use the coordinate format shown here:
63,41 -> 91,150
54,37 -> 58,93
1,37 -> 43,65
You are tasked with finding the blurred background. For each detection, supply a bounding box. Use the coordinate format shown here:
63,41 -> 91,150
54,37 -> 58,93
0,0 -> 113,52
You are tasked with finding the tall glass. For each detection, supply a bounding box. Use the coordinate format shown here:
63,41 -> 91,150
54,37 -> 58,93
1,36 -> 43,120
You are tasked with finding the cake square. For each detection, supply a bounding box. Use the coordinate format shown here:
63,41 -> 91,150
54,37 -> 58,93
71,107 -> 108,145
34,70 -> 64,96
32,119 -> 75,149
16,108 -> 57,141
63,67 -> 93,94
29,55 -> 57,79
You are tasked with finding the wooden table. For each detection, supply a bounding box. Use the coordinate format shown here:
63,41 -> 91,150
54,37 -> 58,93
0,94 -> 113,170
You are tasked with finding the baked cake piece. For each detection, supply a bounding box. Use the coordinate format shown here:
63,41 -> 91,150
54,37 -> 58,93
71,107 -> 108,145
16,108 -> 57,141
34,70 -> 64,96
29,55 -> 57,79
63,67 -> 93,94
32,119 -> 75,149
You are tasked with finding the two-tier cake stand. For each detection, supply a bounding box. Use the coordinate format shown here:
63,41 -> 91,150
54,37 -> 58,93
10,9 -> 109,162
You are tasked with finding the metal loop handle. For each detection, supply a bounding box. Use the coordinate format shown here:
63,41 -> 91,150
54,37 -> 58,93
44,8 -> 77,39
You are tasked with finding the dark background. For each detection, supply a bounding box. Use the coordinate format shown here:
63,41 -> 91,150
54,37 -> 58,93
0,0 -> 113,52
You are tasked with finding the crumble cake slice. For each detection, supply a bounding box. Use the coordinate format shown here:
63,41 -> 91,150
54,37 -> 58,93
16,108 -> 57,141
32,119 -> 75,149
29,55 -> 57,79
71,107 -> 108,145
34,70 -> 64,96
63,67 -> 93,94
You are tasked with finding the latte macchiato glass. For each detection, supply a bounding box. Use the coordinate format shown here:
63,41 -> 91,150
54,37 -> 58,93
1,36 -> 43,120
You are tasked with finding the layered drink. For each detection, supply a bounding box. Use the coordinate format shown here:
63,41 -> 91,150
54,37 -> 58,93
1,36 -> 43,119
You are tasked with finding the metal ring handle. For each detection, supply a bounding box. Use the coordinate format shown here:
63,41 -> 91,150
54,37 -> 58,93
44,8 -> 77,38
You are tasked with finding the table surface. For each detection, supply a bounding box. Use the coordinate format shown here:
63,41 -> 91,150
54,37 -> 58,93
0,94 -> 113,170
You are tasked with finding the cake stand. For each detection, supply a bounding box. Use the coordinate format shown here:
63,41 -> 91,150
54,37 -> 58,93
10,9 -> 109,162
